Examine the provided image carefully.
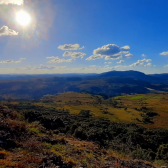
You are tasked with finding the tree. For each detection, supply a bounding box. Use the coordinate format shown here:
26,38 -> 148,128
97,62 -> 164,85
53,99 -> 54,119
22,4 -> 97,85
79,110 -> 91,118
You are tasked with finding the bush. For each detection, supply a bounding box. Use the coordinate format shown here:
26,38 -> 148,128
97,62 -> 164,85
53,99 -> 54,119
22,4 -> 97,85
156,144 -> 168,160
131,145 -> 155,161
78,110 -> 91,118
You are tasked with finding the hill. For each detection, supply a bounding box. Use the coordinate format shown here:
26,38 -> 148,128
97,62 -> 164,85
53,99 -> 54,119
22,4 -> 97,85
149,73 -> 168,80
98,70 -> 166,83
0,70 -> 168,99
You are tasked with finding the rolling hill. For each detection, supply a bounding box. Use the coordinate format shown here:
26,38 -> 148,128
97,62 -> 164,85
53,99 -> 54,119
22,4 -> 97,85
0,70 -> 167,99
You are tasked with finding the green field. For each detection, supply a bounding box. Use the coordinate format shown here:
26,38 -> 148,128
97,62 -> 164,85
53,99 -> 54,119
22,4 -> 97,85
25,92 -> 167,129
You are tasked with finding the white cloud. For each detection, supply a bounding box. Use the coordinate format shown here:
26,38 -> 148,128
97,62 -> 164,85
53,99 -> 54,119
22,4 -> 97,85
141,58 -> 146,62
117,60 -> 125,64
146,59 -> 152,62
129,60 -> 144,67
87,44 -> 133,61
93,44 -> 120,56
79,46 -> 85,50
15,58 -> 26,63
160,51 -> 168,56
89,65 -> 96,68
120,45 -> 130,51
142,54 -> 146,57
104,62 -> 112,64
47,56 -> 75,63
124,53 -> 133,58
46,56 -> 55,59
164,65 -> 168,68
0,58 -> 25,64
105,52 -> 123,60
86,55 -> 103,60
36,64 -> 66,70
129,58 -> 152,67
58,44 -> 83,50
17,64 -> 66,71
0,60 -> 14,63
0,0 -> 23,5
63,51 -> 86,59
0,26 -> 18,36
144,63 -> 152,67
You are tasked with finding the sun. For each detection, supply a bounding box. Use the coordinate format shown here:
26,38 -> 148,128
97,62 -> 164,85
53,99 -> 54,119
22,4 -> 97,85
16,11 -> 31,26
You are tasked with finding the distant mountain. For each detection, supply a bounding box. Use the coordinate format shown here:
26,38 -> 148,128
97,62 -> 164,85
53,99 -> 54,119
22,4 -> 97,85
97,70 -> 166,83
0,73 -> 96,80
1,71 -> 167,84
0,71 -> 167,99
149,73 -> 168,80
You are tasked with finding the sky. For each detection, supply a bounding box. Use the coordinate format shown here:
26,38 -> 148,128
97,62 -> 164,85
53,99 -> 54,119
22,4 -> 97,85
0,0 -> 168,74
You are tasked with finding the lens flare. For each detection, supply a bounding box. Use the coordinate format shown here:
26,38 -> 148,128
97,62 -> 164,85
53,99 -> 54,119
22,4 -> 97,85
16,11 -> 31,26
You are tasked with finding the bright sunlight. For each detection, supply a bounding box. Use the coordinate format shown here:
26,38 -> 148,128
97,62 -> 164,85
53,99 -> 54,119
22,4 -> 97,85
16,11 -> 31,26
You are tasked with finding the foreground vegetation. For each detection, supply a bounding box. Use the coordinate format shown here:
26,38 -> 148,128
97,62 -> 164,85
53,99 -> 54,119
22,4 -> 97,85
1,92 -> 168,167
0,104 -> 159,168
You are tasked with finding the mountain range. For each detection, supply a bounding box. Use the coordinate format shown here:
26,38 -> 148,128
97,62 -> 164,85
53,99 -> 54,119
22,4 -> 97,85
0,70 -> 167,99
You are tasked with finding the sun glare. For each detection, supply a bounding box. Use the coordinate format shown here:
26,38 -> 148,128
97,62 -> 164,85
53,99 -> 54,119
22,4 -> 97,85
16,11 -> 31,26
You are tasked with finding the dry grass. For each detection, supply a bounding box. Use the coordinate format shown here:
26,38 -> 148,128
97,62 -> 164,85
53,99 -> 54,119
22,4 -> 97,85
34,92 -> 142,124
4,118 -> 27,131
34,92 -> 168,128
0,151 -> 44,168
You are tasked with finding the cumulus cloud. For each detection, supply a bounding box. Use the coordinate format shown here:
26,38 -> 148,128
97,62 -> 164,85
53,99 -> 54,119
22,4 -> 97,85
0,26 -> 18,36
63,51 -> 86,59
86,44 -> 132,61
129,60 -> 144,67
146,59 -> 152,62
93,44 -> 120,56
0,0 -> 23,5
105,52 -> 123,60
46,56 -> 55,59
160,51 -> 168,56
104,62 -> 112,64
86,55 -> 103,60
117,60 -> 125,64
15,58 -> 26,63
120,45 -> 130,51
129,58 -> 152,67
144,63 -> 152,67
58,44 -> 83,50
47,56 -> 75,63
124,53 -> 133,58
142,54 -> 146,57
0,60 -> 14,63
0,58 -> 25,64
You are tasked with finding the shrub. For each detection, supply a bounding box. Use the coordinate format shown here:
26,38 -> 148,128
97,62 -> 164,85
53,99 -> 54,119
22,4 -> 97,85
78,110 -> 91,118
156,144 -> 168,160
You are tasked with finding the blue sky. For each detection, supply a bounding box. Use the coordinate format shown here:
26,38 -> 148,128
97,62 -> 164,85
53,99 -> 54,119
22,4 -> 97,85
0,0 -> 168,74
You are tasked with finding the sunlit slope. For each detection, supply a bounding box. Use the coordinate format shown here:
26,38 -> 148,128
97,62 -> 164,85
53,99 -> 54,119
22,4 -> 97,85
32,92 -> 168,128
114,94 -> 168,128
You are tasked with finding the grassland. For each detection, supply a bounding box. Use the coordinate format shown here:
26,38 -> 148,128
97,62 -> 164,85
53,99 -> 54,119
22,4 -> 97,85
1,93 -> 168,167
28,92 -> 168,129
33,92 -> 142,124
113,93 -> 168,128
